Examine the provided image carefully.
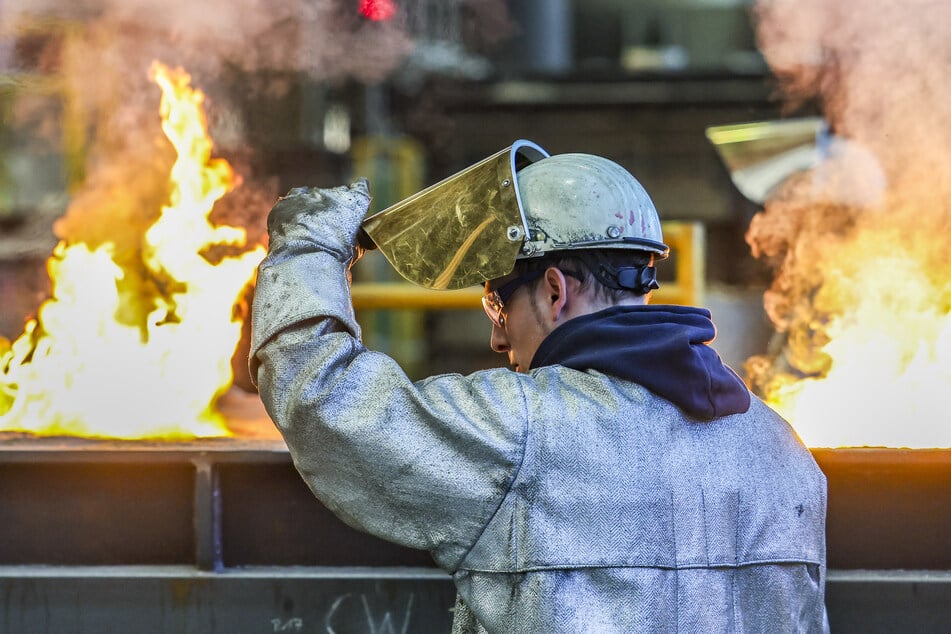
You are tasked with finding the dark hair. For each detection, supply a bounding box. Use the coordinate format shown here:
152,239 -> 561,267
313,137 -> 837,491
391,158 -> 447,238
511,249 -> 655,305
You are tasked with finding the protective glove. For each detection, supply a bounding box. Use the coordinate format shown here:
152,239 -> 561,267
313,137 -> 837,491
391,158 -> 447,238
265,178 -> 371,265
250,179 -> 371,380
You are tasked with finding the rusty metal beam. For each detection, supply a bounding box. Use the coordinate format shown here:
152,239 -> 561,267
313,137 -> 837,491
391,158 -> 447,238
812,448 -> 951,570
0,566 -> 456,633
0,443 -> 948,570
1,442 -> 949,631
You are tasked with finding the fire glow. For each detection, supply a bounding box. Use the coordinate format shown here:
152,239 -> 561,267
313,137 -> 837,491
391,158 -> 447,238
0,62 -> 265,440
748,217 -> 951,448
747,0 -> 951,448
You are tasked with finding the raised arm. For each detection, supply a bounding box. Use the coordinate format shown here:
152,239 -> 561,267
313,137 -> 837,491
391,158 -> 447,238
249,181 -> 527,571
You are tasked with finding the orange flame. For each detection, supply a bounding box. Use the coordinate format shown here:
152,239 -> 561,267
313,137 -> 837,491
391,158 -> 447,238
0,62 -> 265,439
748,0 -> 951,448
751,220 -> 951,448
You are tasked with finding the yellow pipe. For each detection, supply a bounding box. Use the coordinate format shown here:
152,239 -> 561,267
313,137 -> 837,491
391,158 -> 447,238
352,282 -> 697,310
352,284 -> 485,310
352,221 -> 705,310
664,221 -> 706,308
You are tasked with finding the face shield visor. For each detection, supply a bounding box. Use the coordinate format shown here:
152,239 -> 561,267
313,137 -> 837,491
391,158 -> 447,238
359,140 -> 549,290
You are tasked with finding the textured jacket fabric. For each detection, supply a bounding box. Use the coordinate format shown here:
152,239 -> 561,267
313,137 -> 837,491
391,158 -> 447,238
251,247 -> 829,632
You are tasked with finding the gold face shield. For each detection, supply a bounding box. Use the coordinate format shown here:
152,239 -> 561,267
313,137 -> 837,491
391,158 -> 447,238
360,140 -> 549,290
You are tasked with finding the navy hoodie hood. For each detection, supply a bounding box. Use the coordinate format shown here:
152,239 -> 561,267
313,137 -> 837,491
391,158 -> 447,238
530,305 -> 750,421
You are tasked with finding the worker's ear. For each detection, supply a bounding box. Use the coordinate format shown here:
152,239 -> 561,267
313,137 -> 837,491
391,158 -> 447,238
541,267 -> 569,322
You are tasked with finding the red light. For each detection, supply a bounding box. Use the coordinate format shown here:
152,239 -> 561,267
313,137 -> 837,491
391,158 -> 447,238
359,0 -> 397,21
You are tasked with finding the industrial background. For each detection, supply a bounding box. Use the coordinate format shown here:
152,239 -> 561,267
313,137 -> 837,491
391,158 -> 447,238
1,0 -> 949,631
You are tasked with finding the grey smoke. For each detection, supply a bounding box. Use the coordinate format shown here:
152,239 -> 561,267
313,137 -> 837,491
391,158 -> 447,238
746,0 -> 951,391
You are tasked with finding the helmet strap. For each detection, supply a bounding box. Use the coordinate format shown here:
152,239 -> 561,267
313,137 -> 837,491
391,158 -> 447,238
593,260 -> 660,295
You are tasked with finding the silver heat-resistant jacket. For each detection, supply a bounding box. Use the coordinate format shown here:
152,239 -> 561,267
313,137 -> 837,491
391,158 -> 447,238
250,188 -> 829,633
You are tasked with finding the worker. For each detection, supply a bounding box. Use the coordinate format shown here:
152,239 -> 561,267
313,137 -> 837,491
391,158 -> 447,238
249,141 -> 828,633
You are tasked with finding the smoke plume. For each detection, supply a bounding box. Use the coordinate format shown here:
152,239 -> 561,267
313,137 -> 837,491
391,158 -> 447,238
1,0 -> 420,252
746,0 -> 951,396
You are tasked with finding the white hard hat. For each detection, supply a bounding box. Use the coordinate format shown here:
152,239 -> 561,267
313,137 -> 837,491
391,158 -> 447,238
360,141 -> 668,290
515,153 -> 669,260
